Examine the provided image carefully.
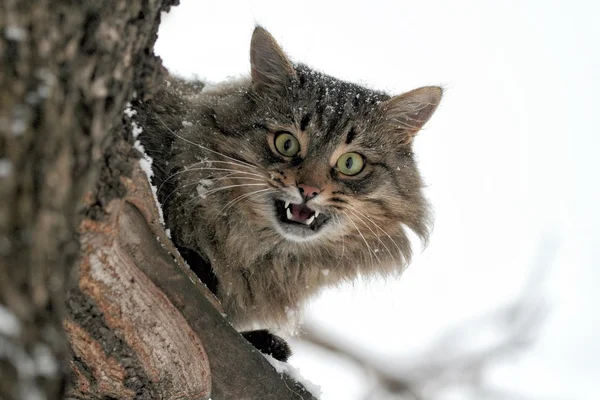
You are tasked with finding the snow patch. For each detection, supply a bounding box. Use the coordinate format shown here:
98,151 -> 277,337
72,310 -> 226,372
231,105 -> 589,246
134,139 -> 155,182
123,103 -> 137,118
131,121 -> 143,138
125,104 -> 165,226
11,119 -> 26,136
182,120 -> 193,127
0,305 -> 21,337
263,354 -> 322,398
4,26 -> 26,41
0,336 -> 58,396
196,179 -> 214,199
201,75 -> 249,94
0,158 -> 13,178
33,344 -> 58,377
148,171 -> 165,226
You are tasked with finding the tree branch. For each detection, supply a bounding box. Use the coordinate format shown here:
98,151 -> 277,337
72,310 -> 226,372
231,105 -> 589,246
301,291 -> 546,400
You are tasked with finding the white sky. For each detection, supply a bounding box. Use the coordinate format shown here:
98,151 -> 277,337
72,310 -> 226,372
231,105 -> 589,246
156,1 -> 599,399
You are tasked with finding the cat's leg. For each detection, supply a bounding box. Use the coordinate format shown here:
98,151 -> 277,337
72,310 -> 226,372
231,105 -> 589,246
176,246 -> 292,361
241,329 -> 292,362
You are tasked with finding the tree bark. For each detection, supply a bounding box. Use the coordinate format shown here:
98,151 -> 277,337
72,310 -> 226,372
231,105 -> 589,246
1,1 -> 318,399
1,0 -> 175,398
67,156 -> 316,399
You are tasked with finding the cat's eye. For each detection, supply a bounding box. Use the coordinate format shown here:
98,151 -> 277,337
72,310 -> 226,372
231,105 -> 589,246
336,152 -> 365,176
274,132 -> 300,157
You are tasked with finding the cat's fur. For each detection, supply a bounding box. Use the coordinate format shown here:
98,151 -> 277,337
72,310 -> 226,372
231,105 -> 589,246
137,27 -> 442,330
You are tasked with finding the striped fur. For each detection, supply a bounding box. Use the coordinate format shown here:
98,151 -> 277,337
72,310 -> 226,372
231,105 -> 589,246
137,27 -> 442,330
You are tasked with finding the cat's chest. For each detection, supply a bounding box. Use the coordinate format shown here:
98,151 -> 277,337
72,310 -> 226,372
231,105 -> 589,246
214,242 -> 331,284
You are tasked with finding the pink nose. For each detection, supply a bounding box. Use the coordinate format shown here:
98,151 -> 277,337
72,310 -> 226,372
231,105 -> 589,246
298,184 -> 321,200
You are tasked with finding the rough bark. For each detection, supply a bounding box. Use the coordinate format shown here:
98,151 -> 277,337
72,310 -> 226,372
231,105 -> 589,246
0,0 -> 175,398
66,154 -> 316,399
1,1 -> 318,399
65,149 -> 213,399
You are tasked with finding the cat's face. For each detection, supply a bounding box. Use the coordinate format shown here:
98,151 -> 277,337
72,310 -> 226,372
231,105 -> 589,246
247,73 -> 436,243
257,108 -> 422,243
187,28 -> 441,246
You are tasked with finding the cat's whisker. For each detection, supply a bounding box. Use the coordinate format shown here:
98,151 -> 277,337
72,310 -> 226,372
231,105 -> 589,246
199,183 -> 267,198
199,160 -> 261,173
158,161 -> 204,193
215,188 -> 275,221
159,166 -> 265,194
169,182 -> 268,214
348,209 -> 396,268
155,115 -> 257,169
347,205 -> 405,265
342,211 -> 379,269
350,206 -> 402,261
222,188 -> 274,214
159,161 -> 214,191
208,173 -> 265,185
332,214 -> 345,270
162,174 -> 266,205
159,157 -> 262,190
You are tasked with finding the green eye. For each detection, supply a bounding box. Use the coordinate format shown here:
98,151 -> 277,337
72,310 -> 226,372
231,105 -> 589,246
336,152 -> 365,176
274,132 -> 300,157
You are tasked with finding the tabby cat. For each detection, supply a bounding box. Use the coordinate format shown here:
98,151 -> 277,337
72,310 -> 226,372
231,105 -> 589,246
137,26 -> 442,361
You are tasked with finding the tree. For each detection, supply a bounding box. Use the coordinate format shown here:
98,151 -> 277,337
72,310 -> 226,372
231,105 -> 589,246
0,1 -> 316,399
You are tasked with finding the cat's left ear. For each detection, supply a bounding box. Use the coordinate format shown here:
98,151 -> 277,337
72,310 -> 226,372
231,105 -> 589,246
250,26 -> 296,91
378,86 -> 443,144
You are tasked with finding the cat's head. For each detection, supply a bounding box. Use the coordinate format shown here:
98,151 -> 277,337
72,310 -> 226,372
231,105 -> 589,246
186,27 -> 442,250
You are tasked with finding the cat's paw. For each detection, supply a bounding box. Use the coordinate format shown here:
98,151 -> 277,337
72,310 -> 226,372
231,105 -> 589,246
242,329 -> 292,362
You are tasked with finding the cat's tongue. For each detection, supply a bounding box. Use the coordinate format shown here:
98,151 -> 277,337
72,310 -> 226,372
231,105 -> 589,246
290,203 -> 314,222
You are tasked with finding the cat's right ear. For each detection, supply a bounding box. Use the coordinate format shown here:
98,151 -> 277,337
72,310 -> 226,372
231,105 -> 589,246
250,26 -> 296,91
378,86 -> 443,145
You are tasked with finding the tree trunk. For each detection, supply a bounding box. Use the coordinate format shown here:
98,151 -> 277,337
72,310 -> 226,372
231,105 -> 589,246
0,1 -> 317,399
0,0 -> 174,398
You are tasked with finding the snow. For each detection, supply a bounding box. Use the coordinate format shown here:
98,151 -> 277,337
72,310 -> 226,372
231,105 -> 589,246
196,179 -> 214,199
200,75 -> 249,94
182,120 -> 193,127
131,121 -> 143,138
263,353 -> 322,398
0,158 -> 13,177
0,305 -> 21,337
0,325 -> 57,400
33,344 -> 58,377
123,103 -> 137,118
147,167 -> 165,226
124,104 -> 165,227
4,26 -> 26,41
11,119 -> 26,136
157,2 -> 600,399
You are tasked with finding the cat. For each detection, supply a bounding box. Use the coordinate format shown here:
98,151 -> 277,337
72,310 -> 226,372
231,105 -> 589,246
136,26 -> 442,361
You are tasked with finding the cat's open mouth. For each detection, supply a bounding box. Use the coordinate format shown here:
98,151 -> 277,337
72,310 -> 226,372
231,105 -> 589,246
273,199 -> 329,233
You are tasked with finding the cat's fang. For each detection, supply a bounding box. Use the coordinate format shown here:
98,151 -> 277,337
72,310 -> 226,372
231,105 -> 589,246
314,211 -> 320,218
305,215 -> 315,225
284,200 -> 290,209
286,207 -> 294,220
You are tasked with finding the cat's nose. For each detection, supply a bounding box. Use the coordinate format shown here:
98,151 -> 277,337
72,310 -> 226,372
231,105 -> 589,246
298,184 -> 321,201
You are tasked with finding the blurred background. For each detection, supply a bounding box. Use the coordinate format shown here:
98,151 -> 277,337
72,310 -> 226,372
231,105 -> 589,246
155,1 -> 599,399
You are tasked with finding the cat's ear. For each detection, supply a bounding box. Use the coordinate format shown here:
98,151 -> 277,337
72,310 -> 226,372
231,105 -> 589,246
378,86 -> 443,144
250,26 -> 296,91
